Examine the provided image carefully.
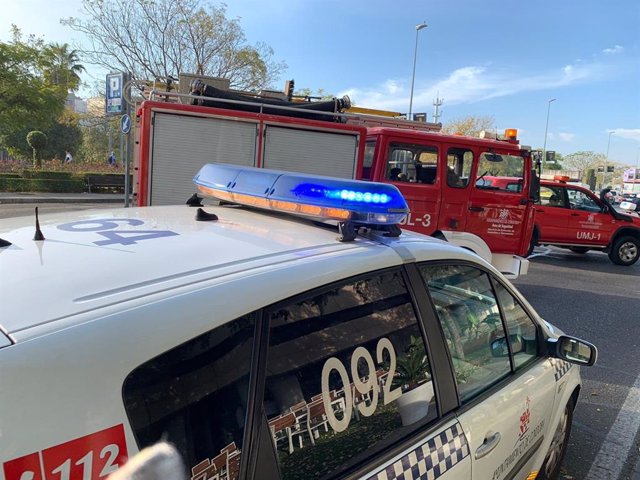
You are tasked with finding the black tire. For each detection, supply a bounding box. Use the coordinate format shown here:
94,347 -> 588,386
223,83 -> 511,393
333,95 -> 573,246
527,228 -> 539,257
538,400 -> 574,480
608,235 -> 640,266
569,246 -> 590,254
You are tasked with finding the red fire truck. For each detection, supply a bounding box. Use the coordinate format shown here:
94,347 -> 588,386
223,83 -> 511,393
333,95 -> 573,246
132,81 -> 539,278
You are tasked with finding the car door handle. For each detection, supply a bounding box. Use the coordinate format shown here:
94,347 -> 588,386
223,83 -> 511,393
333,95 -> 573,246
475,431 -> 501,459
571,213 -> 580,216
469,206 -> 485,212
536,208 -> 545,213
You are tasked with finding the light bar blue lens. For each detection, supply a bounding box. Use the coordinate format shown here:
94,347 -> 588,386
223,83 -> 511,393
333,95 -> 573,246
194,164 -> 409,224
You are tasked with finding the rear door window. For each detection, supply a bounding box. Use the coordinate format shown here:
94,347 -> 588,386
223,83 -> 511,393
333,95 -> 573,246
123,314 -> 257,480
262,268 -> 437,479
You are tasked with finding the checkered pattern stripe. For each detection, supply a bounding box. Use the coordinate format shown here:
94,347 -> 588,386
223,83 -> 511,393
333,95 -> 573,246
550,358 -> 572,381
366,422 -> 470,480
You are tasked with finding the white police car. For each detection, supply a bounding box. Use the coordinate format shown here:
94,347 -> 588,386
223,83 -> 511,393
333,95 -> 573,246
0,165 -> 596,480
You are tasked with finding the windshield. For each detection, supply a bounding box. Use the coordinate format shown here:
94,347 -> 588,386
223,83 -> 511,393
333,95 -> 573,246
475,152 -> 525,192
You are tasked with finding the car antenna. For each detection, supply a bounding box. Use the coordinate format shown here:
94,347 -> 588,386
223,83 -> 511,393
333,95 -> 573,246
186,193 -> 203,207
195,207 -> 218,222
33,207 -> 45,241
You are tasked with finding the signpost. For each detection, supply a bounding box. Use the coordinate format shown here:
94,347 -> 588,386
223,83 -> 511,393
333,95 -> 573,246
108,72 -> 132,207
106,72 -> 126,115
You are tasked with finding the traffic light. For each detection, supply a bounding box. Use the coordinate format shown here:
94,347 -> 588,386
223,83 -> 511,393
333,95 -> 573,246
545,151 -> 556,163
284,79 -> 295,101
597,166 -> 604,173
607,166 -> 615,173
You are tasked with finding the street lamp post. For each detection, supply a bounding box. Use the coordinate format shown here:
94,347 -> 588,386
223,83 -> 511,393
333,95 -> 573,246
542,98 -> 556,169
603,131 -> 614,189
408,22 -> 427,121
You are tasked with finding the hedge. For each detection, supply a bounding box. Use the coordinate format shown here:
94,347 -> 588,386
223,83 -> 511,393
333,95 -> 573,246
0,178 -> 86,193
21,169 -> 82,180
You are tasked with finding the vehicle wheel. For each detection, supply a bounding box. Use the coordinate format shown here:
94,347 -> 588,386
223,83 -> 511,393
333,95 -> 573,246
538,400 -> 574,480
527,229 -> 539,257
569,246 -> 590,254
608,236 -> 640,266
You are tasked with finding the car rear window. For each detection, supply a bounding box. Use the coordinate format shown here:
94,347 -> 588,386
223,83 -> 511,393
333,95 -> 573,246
123,313 -> 257,480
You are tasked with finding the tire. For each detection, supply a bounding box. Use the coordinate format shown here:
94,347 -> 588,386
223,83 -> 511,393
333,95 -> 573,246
608,236 -> 640,266
538,400 -> 574,480
569,246 -> 590,254
527,228 -> 539,257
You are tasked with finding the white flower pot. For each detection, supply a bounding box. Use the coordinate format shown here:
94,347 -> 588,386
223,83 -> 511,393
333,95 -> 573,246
396,381 -> 434,426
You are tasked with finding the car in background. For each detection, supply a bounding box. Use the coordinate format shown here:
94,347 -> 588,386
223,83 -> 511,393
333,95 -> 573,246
475,175 -> 523,192
530,180 -> 640,265
0,165 -> 597,480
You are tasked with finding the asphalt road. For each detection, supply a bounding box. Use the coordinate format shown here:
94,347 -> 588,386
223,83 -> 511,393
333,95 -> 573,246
514,247 -> 640,480
2,202 -> 639,479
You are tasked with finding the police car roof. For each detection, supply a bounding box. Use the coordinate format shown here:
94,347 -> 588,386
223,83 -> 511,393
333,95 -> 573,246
0,205 -> 479,342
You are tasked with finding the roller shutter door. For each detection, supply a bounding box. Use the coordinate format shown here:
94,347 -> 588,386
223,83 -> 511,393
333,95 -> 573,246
262,126 -> 358,179
150,113 -> 257,205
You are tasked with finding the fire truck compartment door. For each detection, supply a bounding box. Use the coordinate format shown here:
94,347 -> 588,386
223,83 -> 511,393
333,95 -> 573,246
262,126 -> 358,179
150,113 -> 257,205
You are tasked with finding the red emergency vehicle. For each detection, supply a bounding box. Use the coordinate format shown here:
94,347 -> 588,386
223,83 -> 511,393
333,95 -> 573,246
532,178 -> 640,265
132,80 -> 540,277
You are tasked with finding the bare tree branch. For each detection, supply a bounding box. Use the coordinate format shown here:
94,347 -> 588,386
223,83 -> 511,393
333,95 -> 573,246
61,0 -> 286,91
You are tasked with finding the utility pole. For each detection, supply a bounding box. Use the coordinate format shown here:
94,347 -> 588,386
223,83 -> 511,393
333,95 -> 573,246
432,94 -> 443,124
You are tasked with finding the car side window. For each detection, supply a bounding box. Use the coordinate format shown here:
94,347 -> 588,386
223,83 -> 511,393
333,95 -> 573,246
122,313 -> 257,480
492,281 -> 538,370
568,188 -> 602,212
540,185 -> 566,208
386,142 -> 438,183
419,265 -> 510,403
263,268 -> 437,480
447,147 -> 473,188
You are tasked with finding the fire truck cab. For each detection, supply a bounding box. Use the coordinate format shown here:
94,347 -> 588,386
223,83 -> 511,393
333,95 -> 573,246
360,128 -> 538,276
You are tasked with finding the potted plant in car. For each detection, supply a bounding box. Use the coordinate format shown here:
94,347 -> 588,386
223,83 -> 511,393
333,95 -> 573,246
393,336 -> 434,426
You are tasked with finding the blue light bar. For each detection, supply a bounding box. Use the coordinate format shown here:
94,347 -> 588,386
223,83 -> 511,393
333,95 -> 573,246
193,163 -> 409,225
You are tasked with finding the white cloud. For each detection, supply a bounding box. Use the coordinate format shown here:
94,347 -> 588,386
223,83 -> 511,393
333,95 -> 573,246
341,60 -> 603,112
558,133 -> 575,142
610,128 -> 640,141
602,45 -> 624,55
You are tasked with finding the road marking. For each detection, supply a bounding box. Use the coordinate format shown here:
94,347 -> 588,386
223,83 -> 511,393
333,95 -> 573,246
527,247 -> 552,259
585,371 -> 640,480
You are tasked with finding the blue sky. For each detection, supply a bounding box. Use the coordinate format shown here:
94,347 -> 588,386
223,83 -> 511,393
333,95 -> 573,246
2,0 -> 639,166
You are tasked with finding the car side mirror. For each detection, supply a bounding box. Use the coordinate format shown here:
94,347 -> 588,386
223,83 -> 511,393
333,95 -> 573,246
547,335 -> 597,366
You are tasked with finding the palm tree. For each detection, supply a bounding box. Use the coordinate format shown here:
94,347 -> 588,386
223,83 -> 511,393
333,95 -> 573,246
43,43 -> 86,92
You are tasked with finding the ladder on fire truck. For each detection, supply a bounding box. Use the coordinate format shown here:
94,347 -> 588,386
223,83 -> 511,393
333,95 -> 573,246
139,75 -> 442,133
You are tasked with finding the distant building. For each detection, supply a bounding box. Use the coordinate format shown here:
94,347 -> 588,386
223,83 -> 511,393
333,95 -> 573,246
65,92 -> 88,114
623,168 -> 640,193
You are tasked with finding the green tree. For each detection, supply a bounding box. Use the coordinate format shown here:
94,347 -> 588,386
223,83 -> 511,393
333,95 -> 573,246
563,151 -> 605,175
78,115 -> 122,166
63,0 -> 286,91
42,43 -> 86,92
0,27 -> 66,158
441,115 -> 496,136
294,87 -> 334,101
42,110 -> 83,161
27,131 -> 47,168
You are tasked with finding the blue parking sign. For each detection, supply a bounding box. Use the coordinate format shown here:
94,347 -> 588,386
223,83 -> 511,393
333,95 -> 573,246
106,72 -> 125,115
